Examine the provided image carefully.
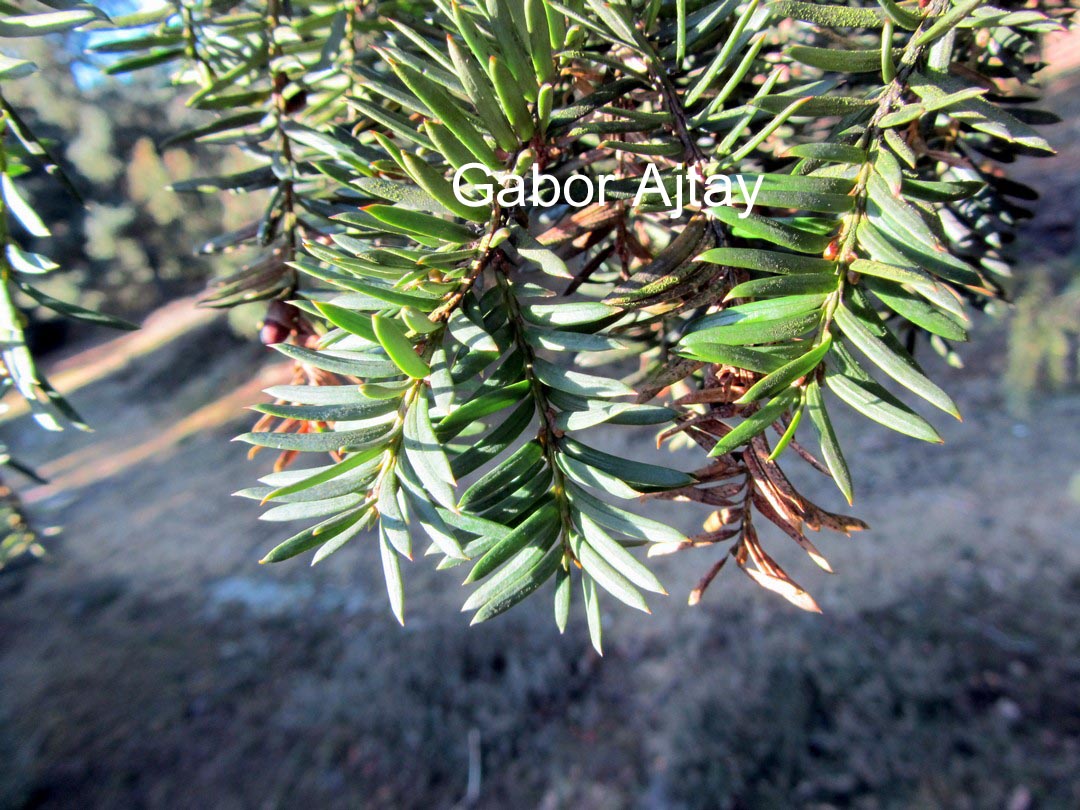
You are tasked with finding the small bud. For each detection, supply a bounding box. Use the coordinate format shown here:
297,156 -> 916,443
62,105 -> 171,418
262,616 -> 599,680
260,320 -> 289,346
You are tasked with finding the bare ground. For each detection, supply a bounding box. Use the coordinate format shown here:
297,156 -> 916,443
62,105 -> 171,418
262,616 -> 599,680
2,52 -> 1080,810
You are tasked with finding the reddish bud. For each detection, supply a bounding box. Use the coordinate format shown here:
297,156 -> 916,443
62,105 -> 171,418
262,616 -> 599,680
260,320 -> 290,346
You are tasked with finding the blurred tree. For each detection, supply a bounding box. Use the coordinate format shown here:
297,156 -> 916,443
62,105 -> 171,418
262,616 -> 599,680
3,26 -> 262,321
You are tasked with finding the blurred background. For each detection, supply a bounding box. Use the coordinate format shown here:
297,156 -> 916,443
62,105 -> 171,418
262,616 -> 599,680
0,14 -> 1078,810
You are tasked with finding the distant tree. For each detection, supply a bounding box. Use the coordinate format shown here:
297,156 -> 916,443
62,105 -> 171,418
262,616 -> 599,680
0,0 -> 1071,647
